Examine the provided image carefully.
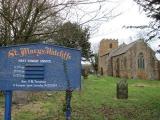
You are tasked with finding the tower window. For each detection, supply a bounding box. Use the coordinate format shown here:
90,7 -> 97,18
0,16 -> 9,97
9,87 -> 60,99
109,43 -> 112,48
138,53 -> 145,69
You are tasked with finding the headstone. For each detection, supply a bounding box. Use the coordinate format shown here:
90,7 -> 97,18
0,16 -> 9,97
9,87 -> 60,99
117,79 -> 128,99
12,91 -> 29,104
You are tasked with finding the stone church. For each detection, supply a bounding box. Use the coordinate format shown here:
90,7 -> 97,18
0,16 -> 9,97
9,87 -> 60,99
98,39 -> 160,80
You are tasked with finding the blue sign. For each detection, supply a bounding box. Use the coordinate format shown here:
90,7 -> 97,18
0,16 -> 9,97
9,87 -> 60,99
0,43 -> 81,91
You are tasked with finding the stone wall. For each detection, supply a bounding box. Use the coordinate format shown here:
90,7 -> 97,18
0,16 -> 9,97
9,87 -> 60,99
112,53 -> 132,79
111,41 -> 160,80
98,55 -> 107,75
134,41 -> 159,80
98,39 -> 160,80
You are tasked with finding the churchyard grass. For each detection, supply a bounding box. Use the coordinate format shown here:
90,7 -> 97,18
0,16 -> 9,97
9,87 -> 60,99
0,75 -> 160,120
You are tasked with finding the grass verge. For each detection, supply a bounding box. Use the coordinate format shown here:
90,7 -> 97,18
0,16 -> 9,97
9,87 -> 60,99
0,75 -> 160,120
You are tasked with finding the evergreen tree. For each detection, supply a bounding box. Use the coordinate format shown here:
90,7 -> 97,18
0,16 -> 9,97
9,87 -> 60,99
53,22 -> 91,59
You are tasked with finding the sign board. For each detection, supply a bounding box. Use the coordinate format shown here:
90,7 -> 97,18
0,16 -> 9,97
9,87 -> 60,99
0,43 -> 81,91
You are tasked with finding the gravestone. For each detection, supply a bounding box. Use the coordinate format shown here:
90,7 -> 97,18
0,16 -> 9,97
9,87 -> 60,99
117,79 -> 128,99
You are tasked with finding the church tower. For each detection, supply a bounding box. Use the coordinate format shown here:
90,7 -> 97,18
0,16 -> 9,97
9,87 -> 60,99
98,39 -> 118,75
99,38 -> 118,56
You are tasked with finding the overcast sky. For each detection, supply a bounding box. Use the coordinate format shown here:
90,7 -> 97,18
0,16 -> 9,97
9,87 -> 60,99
66,0 -> 160,59
91,0 -> 146,43
86,0 -> 160,59
89,0 -> 150,44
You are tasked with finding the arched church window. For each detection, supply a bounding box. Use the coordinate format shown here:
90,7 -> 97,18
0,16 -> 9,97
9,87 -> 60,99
138,53 -> 145,69
124,57 -> 127,69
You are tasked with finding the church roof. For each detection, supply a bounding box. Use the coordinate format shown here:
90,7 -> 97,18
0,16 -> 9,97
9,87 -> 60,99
111,41 -> 137,57
108,40 -> 158,60
103,39 -> 158,60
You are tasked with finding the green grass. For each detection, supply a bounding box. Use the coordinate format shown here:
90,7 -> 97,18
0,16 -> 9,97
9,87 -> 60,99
0,75 -> 160,120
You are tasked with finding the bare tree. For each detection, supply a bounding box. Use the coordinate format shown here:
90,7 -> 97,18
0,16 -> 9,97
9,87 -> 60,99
131,0 -> 160,41
0,0 -> 64,45
0,0 -> 118,46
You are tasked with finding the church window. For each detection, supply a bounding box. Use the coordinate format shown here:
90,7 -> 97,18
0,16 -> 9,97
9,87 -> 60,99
138,53 -> 145,69
124,57 -> 127,69
109,43 -> 112,48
